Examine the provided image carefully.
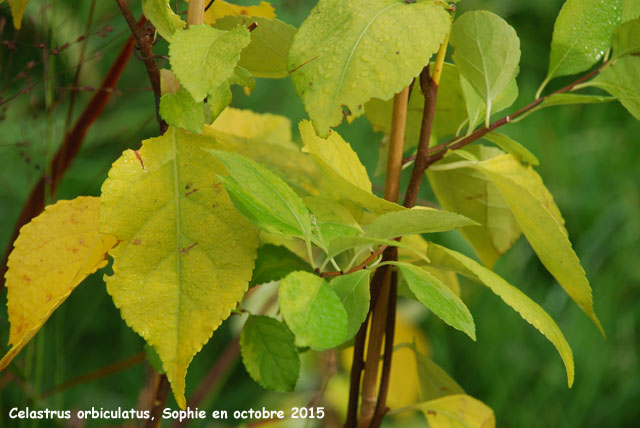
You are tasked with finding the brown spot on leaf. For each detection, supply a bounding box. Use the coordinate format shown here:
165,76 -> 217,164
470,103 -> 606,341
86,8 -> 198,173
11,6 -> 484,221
185,188 -> 198,196
427,410 -> 437,416
134,150 -> 145,170
132,239 -> 142,245
181,242 -> 198,255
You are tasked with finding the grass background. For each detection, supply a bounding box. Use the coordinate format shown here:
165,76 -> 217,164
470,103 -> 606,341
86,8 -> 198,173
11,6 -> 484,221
0,0 -> 638,426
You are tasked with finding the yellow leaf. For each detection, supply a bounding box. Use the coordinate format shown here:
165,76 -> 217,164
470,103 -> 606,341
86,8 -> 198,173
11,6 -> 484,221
8,0 -> 29,29
419,394 -> 495,428
204,0 -> 276,25
209,107 -> 292,146
1,197 -> 116,371
100,127 -> 258,408
299,120 -> 404,214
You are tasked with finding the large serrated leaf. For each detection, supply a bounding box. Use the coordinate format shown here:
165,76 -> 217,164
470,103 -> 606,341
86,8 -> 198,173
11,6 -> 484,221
451,11 -> 520,127
289,0 -> 450,136
100,128 -> 258,408
240,315 -> 300,392
299,120 -> 403,214
1,197 -> 116,371
427,243 -> 575,387
169,25 -> 251,102
475,154 -> 603,334
544,0 -> 623,84
213,16 -> 296,78
279,271 -> 348,350
142,0 -> 185,42
389,262 -> 475,341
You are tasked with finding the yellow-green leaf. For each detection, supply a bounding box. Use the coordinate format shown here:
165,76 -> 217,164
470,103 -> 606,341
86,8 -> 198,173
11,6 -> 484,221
589,56 -> 640,120
476,154 -> 603,334
427,243 -> 575,387
299,120 -> 403,214
213,16 -> 296,79
1,197 -> 117,371
100,128 -> 258,408
8,0 -> 29,30
481,132 -> 539,166
364,207 -> 476,240
159,87 -> 205,134
427,147 -> 521,268
289,0 -> 450,136
169,24 -> 251,102
142,0 -> 185,42
612,19 -> 640,59
414,394 -> 495,428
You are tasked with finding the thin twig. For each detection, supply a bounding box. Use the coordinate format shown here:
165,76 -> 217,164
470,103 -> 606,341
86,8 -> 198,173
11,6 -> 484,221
144,373 -> 171,428
114,0 -> 167,133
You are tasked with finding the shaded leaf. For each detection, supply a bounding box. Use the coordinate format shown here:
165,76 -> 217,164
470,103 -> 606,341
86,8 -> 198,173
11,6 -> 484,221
414,394 -> 495,428
305,196 -> 363,247
612,19 -> 640,59
159,87 -> 205,134
622,0 -> 640,22
451,11 -> 520,126
144,344 -> 166,375
327,270 -> 371,341
7,0 -> 28,29
169,24 -> 251,102
214,16 -> 296,78
406,343 -> 464,401
100,128 -> 258,408
1,197 -> 117,371
279,271 -> 348,350
427,243 -> 575,387
208,149 -> 312,240
250,244 -> 312,287
590,55 -> 640,119
240,315 -> 300,391
427,146 -> 521,268
289,0 -> 450,136
142,0 -> 185,42
389,262 -> 475,340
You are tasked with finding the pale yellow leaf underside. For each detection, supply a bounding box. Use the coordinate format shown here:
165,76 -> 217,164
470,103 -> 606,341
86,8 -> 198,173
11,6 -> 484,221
204,0 -> 275,25
1,197 -> 116,371
100,127 -> 258,408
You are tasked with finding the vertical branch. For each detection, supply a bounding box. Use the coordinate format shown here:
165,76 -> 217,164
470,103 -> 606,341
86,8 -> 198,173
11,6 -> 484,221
187,0 -> 206,27
352,86 -> 410,428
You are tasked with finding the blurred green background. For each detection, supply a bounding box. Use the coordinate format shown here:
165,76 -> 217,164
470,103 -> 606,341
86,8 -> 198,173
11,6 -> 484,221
0,0 -> 638,427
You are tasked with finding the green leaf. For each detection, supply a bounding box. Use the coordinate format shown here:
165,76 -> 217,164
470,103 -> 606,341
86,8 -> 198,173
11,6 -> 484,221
459,74 -> 519,132
279,271 -> 348,350
475,154 -> 602,333
229,66 -> 256,91
299,120 -> 403,214
482,132 -> 539,165
427,146 -> 521,268
305,196 -> 363,247
365,62 -> 468,146
159,87 -> 205,134
589,56 -> 640,119
240,315 -> 300,392
513,93 -> 614,123
207,149 -> 312,240
206,82 -> 233,121
364,207 -> 476,240
389,262 -> 475,341
142,0 -> 185,42
622,0 -> 640,22
405,343 -> 464,401
170,24 -> 251,102
327,270 -> 371,341
451,11 -> 520,126
214,16 -> 296,78
612,19 -> 640,59
100,128 -> 259,408
426,243 -> 575,387
250,244 -> 312,287
289,0 -> 450,136
327,236 -> 429,263
544,0 -> 623,85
